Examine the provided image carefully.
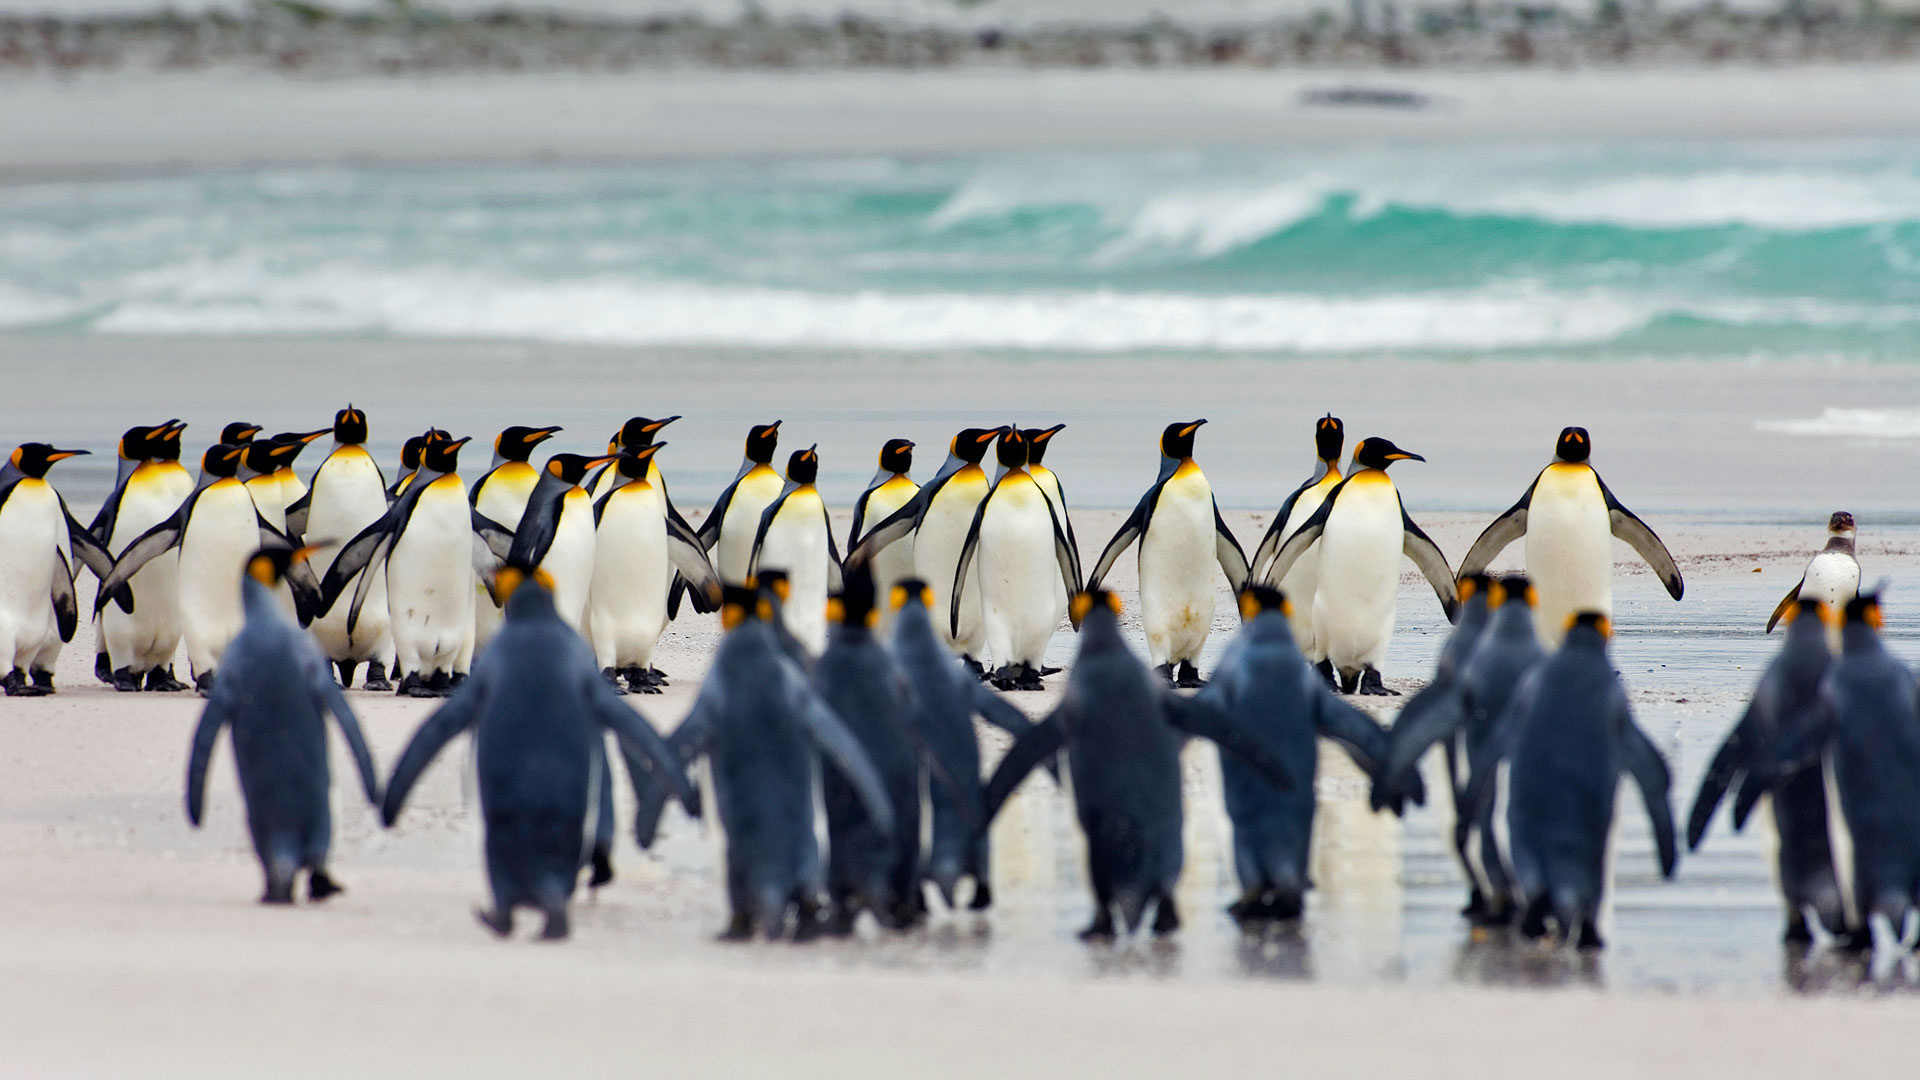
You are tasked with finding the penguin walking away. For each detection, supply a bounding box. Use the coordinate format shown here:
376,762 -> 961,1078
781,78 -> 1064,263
92,420 -> 194,692
588,444 -> 723,693
1203,586 -> 1418,924
1752,592 -> 1920,952
847,427 -> 1005,673
504,451 -> 620,632
1251,414 -> 1346,675
186,546 -> 383,903
380,564 -> 699,940
815,566 -> 926,931
1085,419 -> 1247,688
849,438 -> 919,636
0,444 -> 100,696
1463,612 -> 1679,948
1375,574 -> 1546,924
318,435 -> 514,697
1686,596 -> 1844,944
1767,511 -> 1860,638
469,424 -> 563,651
887,577 -> 1047,911
974,588 -> 1295,939
698,421 -> 785,586
95,444 -> 309,693
953,427 -> 1081,690
748,446 -> 843,656
1457,427 -> 1683,648
303,406 -> 397,690
1263,437 -> 1458,695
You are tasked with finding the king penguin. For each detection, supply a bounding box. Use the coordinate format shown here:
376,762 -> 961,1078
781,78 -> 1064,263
1457,427 -> 1683,648
1767,511 -> 1859,640
1085,419 -> 1248,687
269,428 -> 331,535
380,563 -> 699,940
504,451 -> 619,633
587,415 -> 679,500
93,420 -> 194,692
1251,414 -> 1345,672
0,444 -> 93,696
698,421 -> 785,586
848,438 -> 919,635
186,545 -> 383,903
387,433 -> 428,499
953,427 -> 1080,691
469,424 -> 563,650
587,444 -> 722,694
1371,571 -> 1491,813
1463,611 -> 1678,948
241,431 -> 326,535
846,426 -> 1004,673
975,588 -> 1295,938
304,406 -> 397,690
1262,437 -> 1459,695
96,443 -> 307,694
748,446 -> 843,656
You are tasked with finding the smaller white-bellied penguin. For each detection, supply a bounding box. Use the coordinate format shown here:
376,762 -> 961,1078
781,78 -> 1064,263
1458,426 -> 1682,648
847,427 -> 1006,674
589,444 -> 723,694
1086,419 -> 1247,688
95,443 -> 311,694
504,450 -> 620,633
92,420 -> 194,692
848,438 -> 919,635
1263,437 -> 1458,695
1252,414 -> 1346,671
186,545 -> 382,903
469,424 -> 563,651
304,406 -> 398,690
748,445 -> 843,656
1767,511 -> 1859,638
0,444 -> 99,696
953,427 -> 1080,691
699,421 -> 785,587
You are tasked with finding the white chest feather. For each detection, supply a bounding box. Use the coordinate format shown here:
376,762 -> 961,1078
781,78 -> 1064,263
0,481 -> 63,629
717,466 -> 784,583
1525,464 -> 1613,642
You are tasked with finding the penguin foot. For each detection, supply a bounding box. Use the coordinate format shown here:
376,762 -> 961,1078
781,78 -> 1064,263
962,656 -> 989,681
1079,910 -> 1117,942
589,848 -> 614,888
1461,889 -> 1487,920
1153,663 -> 1176,686
1783,910 -> 1814,945
1518,897 -> 1551,940
3,670 -> 49,697
1152,896 -> 1181,936
647,666 -> 670,686
1337,669 -> 1361,695
146,666 -> 189,692
540,910 -> 570,941
1836,926 -> 1874,953
475,907 -> 514,938
361,662 -> 393,692
443,671 -> 465,690
1314,660 -> 1337,688
111,667 -> 144,693
1174,661 -> 1204,689
335,660 -> 358,688
1357,667 -> 1399,696
94,651 -> 113,685
308,869 -> 343,902
1006,663 -> 1046,691
969,881 -> 994,911
601,668 -> 630,697
1574,920 -> 1605,951
30,669 -> 54,693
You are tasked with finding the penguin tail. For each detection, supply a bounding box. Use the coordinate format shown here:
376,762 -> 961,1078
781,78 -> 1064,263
1113,889 -> 1148,936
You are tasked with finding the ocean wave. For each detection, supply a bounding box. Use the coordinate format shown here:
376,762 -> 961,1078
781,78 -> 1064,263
1755,409 -> 1920,438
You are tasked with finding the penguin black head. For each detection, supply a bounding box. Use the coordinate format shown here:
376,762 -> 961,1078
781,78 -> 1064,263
1352,437 -> 1424,471
495,425 -> 562,463
785,446 -> 820,485
1160,419 -> 1207,460
221,422 -> 262,445
398,435 -> 428,472
1555,427 -> 1593,463
245,543 -> 322,588
245,437 -> 307,476
611,443 -> 665,481
272,428 -> 332,461
118,420 -> 180,462
720,577 -> 775,630
1843,592 -> 1884,630
950,427 -> 1002,465
545,452 -> 618,487
888,576 -> 936,613
424,427 -> 453,445
878,438 -> 914,475
617,415 -> 679,452
1315,414 -> 1345,464
202,443 -> 246,478
745,421 -> 783,465
828,563 -> 879,630
150,420 -> 187,462
1785,595 -> 1829,628
1488,574 -> 1535,609
1024,424 -> 1065,466
1068,587 -> 1123,628
757,568 -> 792,604
1828,511 -> 1856,535
995,426 -> 1029,470
8,443 -> 88,479
421,435 -> 472,474
332,406 -> 369,446
1564,610 -> 1613,642
1236,585 -> 1292,621
492,560 -> 559,616
1456,572 -> 1495,605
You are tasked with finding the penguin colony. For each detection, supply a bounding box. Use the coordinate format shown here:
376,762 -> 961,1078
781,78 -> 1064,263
5,409 -> 1912,955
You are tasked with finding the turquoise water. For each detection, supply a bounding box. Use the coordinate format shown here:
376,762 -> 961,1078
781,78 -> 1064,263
6,140 -> 1920,358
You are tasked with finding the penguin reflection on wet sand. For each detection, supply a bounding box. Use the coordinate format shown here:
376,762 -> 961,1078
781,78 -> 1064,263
1262,437 -> 1458,695
1687,596 -> 1845,944
1767,511 -> 1860,637
1087,420 -> 1247,688
186,546 -> 382,904
1458,426 -> 1683,648
1202,586 -> 1416,925
1464,612 -> 1678,949
975,588 -> 1295,940
0,443 -> 107,696
380,564 -> 698,941
954,426 -> 1081,691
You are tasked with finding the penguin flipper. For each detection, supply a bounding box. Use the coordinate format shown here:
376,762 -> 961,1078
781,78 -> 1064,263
848,484 -> 877,551
590,680 -> 700,815
1316,693 -> 1408,797
845,481 -> 933,566
1165,693 -> 1294,792
631,709 -> 711,848
1263,477 -> 1344,586
949,496 -> 992,639
185,686 -> 234,827
1045,494 -> 1081,595
381,690 -> 480,826
1050,473 -> 1083,573
1250,480 -> 1312,584
799,689 -> 897,839
1400,499 -> 1460,621
1597,475 -> 1683,600
745,486 -> 797,580
1212,500 -> 1249,592
50,550 -> 77,642
312,654 -> 382,806
1377,683 -> 1462,811
63,500 -> 114,582
1457,486 -> 1533,578
1739,703 -> 1834,828
1686,699 -> 1760,849
1619,708 -> 1679,879
505,490 -> 566,570
94,504 -> 189,616
1085,485 -> 1156,591
665,516 -> 723,614
86,480 -> 128,545
979,718 -> 1067,833
972,681 -> 1061,782
695,474 -> 745,551
825,505 -> 845,593
317,506 -> 396,615
284,489 -> 312,539
1765,579 -> 1805,634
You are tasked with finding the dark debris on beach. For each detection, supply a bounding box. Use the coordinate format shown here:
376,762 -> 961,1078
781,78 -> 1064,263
4,1 -> 1920,76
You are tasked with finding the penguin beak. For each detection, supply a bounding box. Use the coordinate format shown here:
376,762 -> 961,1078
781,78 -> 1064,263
163,421 -> 187,439
46,449 -> 88,462
446,437 -> 473,451
1386,451 -> 1425,462
977,429 -> 1003,444
633,443 -> 665,460
1180,420 -> 1207,436
644,416 -> 680,433
585,454 -> 620,470
529,426 -> 563,444
295,428 -> 330,444
1038,424 -> 1064,440
767,420 -> 783,431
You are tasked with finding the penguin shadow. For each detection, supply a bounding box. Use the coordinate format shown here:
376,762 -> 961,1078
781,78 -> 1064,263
1232,921 -> 1314,981
1447,926 -> 1604,991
